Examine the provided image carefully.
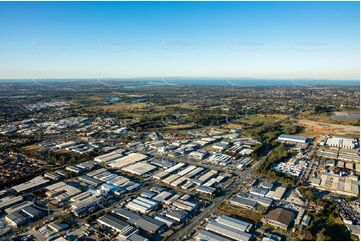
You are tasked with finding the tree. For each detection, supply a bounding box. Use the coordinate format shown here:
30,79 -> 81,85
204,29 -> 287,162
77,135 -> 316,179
316,228 -> 331,241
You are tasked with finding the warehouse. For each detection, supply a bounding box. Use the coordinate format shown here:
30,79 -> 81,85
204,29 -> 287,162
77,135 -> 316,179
87,168 -> 107,177
126,197 -> 158,214
166,210 -> 188,222
107,176 -> 130,187
78,175 -> 103,187
230,195 -> 258,210
48,221 -> 69,233
152,191 -> 173,202
271,186 -> 287,201
112,208 -> 141,221
196,186 -> 217,195
4,201 -> 33,214
263,208 -> 295,229
12,176 -> 50,193
177,166 -> 196,176
164,163 -> 186,174
71,195 -> 99,217
326,137 -> 357,149
162,174 -> 181,185
198,170 -> 218,182
186,167 -> 204,178
205,220 -> 252,241
189,151 -> 208,160
170,176 -> 188,187
195,230 -> 229,241
94,149 -> 125,163
250,187 -> 269,197
140,191 -> 157,199
277,134 -> 312,144
129,216 -> 167,234
109,153 -> 148,169
215,215 -> 253,232
21,205 -> 41,219
154,215 -> 177,228
153,170 -> 170,180
5,211 -> 27,227
164,194 -> 181,205
126,233 -> 148,241
0,196 -> 23,210
97,214 -> 138,237
122,162 -> 157,176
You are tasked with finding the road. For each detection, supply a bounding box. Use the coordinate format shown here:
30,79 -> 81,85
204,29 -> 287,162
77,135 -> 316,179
168,150 -> 271,240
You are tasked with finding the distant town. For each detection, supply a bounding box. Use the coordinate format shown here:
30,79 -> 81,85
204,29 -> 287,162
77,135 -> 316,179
0,81 -> 359,241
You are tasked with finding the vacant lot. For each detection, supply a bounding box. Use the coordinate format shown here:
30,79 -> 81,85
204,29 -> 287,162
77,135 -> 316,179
217,202 -> 261,222
297,119 -> 359,138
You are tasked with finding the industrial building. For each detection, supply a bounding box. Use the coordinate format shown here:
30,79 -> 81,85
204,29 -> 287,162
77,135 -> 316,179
125,197 -> 159,214
326,137 -> 358,149
129,216 -> 167,234
195,230 -> 229,241
215,215 -> 253,232
277,134 -> 312,144
12,176 -> 50,193
230,195 -> 258,210
122,162 -> 157,176
205,220 -> 252,241
263,208 -> 295,229
97,214 -> 138,238
108,153 -> 148,169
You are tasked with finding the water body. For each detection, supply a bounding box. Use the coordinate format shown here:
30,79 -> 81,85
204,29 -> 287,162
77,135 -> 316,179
159,79 -> 359,87
331,114 -> 360,119
0,79 -> 359,87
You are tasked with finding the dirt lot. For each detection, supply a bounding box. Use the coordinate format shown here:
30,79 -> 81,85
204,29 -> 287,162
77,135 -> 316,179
297,119 -> 359,138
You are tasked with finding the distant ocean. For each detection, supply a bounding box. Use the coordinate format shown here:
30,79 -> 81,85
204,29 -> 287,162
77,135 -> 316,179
0,79 -> 359,87
152,79 -> 360,87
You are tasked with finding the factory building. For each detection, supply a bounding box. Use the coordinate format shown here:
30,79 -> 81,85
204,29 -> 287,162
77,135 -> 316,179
230,195 -> 258,210
97,214 -> 138,238
215,215 -> 253,232
195,230 -> 229,241
205,220 -> 252,241
263,208 -> 295,229
277,134 -> 312,144
326,137 -> 358,149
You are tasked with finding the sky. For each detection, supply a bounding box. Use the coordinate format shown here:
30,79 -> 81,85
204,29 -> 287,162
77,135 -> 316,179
0,1 -> 359,80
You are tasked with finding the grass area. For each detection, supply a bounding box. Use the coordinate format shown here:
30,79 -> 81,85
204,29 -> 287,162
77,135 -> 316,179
217,202 -> 261,222
93,102 -> 148,112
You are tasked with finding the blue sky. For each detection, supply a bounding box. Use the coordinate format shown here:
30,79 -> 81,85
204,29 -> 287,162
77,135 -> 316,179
0,1 -> 359,80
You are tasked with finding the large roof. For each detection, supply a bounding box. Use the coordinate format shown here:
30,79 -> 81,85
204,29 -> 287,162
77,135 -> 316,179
265,208 -> 294,227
